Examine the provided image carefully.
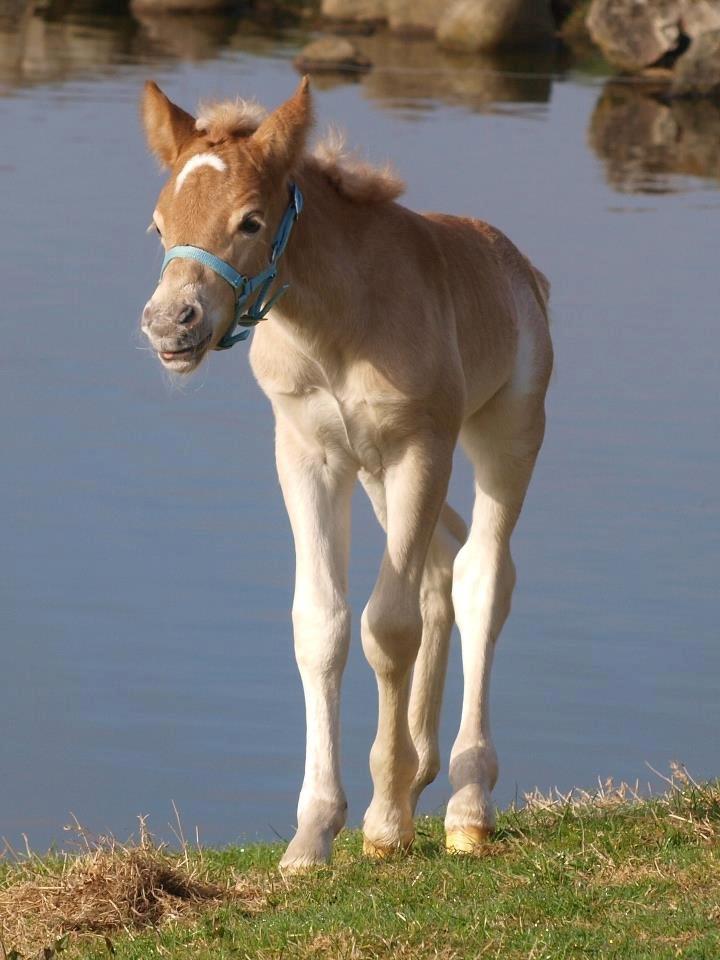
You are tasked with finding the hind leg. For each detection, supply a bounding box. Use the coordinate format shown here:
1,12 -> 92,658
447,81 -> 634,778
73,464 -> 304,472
446,385 -> 547,853
359,473 -> 467,814
408,504 -> 466,811
360,438 -> 454,856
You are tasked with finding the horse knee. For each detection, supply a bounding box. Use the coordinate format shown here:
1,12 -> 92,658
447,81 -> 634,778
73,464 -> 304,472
361,594 -> 422,679
292,599 -> 350,674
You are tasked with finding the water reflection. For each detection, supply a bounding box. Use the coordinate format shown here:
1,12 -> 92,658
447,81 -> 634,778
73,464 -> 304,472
0,1 -> 299,90
134,10 -> 250,61
357,33 -> 555,117
589,80 -> 720,194
0,1 -> 558,116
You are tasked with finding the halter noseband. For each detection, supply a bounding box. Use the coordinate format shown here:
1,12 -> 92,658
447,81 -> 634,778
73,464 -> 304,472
159,182 -> 304,351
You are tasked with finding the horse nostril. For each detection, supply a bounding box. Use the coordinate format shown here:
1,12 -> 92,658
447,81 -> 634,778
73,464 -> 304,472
177,304 -> 197,325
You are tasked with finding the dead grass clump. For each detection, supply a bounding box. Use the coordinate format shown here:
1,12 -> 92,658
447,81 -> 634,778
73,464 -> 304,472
522,776 -> 645,815
521,764 -> 720,841
0,824 -> 262,955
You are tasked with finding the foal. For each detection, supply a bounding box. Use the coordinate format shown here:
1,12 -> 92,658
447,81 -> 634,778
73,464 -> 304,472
140,79 -> 552,871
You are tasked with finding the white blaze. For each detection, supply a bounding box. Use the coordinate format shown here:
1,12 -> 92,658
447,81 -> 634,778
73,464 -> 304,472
175,152 -> 226,194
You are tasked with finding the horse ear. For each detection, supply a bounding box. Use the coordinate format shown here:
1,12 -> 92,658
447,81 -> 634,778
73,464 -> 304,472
251,77 -> 313,173
141,81 -> 197,168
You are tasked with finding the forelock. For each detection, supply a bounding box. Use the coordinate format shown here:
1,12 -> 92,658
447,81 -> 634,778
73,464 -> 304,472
195,98 -> 267,144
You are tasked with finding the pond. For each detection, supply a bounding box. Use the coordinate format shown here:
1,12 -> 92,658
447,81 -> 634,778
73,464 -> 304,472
1,2 -> 718,852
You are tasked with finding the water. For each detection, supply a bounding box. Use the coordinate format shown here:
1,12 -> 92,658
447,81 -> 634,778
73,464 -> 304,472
1,4 -> 718,852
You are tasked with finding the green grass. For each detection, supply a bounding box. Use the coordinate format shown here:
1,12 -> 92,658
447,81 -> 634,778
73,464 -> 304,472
2,776 -> 719,959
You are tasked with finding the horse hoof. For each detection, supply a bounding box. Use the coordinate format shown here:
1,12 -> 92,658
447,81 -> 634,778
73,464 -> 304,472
362,836 -> 413,859
445,826 -> 491,854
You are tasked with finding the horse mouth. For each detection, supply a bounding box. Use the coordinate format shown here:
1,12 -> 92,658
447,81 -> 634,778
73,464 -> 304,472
158,334 -> 211,365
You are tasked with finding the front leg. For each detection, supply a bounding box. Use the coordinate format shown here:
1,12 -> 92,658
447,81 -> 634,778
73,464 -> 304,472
361,437 -> 454,857
274,415 -> 356,872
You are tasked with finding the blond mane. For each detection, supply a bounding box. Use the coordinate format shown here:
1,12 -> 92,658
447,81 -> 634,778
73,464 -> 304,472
310,128 -> 405,205
195,99 -> 405,205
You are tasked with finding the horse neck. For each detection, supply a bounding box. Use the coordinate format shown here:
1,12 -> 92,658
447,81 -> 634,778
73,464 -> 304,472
273,162 -> 390,350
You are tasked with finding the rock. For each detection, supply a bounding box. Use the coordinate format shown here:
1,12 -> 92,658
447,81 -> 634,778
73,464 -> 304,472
561,0 -> 597,52
681,0 -> 720,39
320,0 -> 388,24
294,36 -> 372,73
551,0 -> 580,26
131,0 -> 233,11
586,0 -> 684,70
387,0 -> 455,35
437,0 -> 556,53
671,28 -> 720,97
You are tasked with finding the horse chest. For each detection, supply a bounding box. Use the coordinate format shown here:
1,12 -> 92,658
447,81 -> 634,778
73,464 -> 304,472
276,387 -> 385,475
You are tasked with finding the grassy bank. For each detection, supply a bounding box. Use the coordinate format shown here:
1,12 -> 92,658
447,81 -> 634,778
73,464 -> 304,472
2,773 -> 719,960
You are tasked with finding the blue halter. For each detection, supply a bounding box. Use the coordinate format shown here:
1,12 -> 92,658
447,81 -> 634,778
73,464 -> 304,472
160,182 -> 304,350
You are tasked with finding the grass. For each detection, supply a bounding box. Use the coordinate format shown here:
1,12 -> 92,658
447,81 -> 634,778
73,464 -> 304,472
1,768 -> 719,960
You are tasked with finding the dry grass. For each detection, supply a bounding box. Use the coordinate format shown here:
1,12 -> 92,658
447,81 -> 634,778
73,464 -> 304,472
0,820 -> 263,957
520,762 -> 720,842
1,768 -> 718,960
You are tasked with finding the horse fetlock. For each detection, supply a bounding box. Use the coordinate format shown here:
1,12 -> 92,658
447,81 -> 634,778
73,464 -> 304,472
449,741 -> 499,794
363,798 -> 415,855
444,782 -> 496,836
281,796 -> 347,872
296,794 -> 348,836
280,825 -> 335,872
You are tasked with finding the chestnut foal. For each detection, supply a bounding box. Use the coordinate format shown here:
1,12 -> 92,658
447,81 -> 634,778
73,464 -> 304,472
139,79 -> 552,871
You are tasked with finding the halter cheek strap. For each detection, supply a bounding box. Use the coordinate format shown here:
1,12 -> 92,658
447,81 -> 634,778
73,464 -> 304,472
159,182 -> 304,351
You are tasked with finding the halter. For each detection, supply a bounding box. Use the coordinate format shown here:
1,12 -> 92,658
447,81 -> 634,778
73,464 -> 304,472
159,182 -> 304,350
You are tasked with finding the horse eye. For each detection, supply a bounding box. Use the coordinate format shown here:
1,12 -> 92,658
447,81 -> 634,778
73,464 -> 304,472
239,216 -> 262,236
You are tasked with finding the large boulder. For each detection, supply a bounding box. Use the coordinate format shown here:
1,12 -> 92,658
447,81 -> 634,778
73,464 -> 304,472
671,28 -> 720,97
551,0 -> 579,25
437,0 -> 556,53
294,36 -> 372,72
586,0 -> 684,70
387,0 -> 454,34
681,0 -> 720,38
561,2 -> 598,54
321,0 -> 388,23
131,0 -> 234,10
